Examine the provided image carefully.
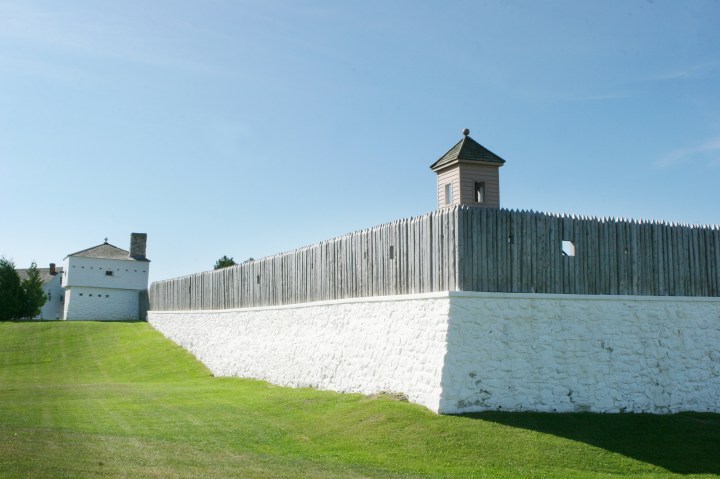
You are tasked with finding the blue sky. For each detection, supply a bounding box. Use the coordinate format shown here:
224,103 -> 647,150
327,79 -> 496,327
1,0 -> 719,283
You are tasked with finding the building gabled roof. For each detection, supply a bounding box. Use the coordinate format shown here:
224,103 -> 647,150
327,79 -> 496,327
15,267 -> 64,285
65,242 -> 149,262
430,134 -> 506,171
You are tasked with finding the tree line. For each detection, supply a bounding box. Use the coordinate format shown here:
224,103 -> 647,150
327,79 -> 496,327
213,256 -> 254,270
0,257 -> 47,320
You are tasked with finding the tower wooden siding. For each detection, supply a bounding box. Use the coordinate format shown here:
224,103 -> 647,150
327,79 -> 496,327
435,167 -> 460,207
457,163 -> 500,207
435,164 -> 500,208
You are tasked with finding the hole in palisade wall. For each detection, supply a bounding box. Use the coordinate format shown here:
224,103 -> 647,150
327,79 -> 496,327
389,245 -> 395,260
562,240 -> 576,257
256,275 -> 260,284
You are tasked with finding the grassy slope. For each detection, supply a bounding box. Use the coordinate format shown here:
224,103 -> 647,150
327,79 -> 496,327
0,322 -> 718,479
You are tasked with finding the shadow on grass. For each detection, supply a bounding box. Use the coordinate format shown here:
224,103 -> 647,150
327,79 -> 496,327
460,410 -> 720,474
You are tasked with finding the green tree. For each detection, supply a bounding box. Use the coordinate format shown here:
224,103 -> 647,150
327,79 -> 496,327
20,262 -> 46,319
213,255 -> 236,270
0,257 -> 23,321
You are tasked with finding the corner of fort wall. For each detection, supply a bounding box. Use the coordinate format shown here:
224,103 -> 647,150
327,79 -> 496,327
439,292 -> 720,414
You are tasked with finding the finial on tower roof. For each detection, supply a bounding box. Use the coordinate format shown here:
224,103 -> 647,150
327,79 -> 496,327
104,237 -> 108,244
462,128 -> 470,136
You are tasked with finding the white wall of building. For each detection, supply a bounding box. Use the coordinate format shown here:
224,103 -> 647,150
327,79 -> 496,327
62,255 -> 149,321
148,292 -> 720,414
38,274 -> 64,320
63,287 -> 140,321
63,256 -> 149,291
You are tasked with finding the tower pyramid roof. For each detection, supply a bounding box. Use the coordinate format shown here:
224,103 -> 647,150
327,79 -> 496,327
430,134 -> 505,171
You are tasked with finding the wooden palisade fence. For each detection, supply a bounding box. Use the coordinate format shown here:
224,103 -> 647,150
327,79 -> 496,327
149,207 -> 720,311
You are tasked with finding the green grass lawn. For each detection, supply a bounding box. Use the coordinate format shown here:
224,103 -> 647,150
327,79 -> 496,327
0,321 -> 718,478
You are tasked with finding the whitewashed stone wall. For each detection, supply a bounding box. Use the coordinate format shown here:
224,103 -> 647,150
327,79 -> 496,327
149,294 -> 451,412
441,292 -> 720,414
64,288 -> 140,321
148,292 -> 720,414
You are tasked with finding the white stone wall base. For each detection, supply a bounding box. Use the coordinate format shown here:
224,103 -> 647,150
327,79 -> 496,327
148,292 -> 720,414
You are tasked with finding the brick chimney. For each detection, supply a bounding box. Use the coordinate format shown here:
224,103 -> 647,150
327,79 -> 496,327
129,233 -> 148,260
50,263 -> 56,275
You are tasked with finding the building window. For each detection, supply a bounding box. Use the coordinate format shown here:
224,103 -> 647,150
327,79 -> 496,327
444,183 -> 453,205
475,182 -> 485,203
105,270 -> 113,276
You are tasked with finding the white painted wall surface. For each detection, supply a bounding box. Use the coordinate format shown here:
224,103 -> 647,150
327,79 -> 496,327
38,274 -> 64,320
148,292 -> 720,414
63,256 -> 149,291
149,294 -> 451,412
63,287 -> 140,321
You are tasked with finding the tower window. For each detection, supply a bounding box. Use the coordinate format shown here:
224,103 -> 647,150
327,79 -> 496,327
444,183 -> 453,205
105,270 -> 113,276
475,182 -> 486,203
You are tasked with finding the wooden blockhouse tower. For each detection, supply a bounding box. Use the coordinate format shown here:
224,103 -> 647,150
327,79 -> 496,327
430,129 -> 505,209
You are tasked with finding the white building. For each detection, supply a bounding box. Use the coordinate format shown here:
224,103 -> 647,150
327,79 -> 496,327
62,233 -> 150,321
15,263 -> 65,320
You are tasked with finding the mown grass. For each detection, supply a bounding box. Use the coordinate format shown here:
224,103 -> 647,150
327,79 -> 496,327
0,321 -> 718,478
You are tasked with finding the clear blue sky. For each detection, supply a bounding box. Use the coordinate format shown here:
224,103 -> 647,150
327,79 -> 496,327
1,0 -> 719,283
